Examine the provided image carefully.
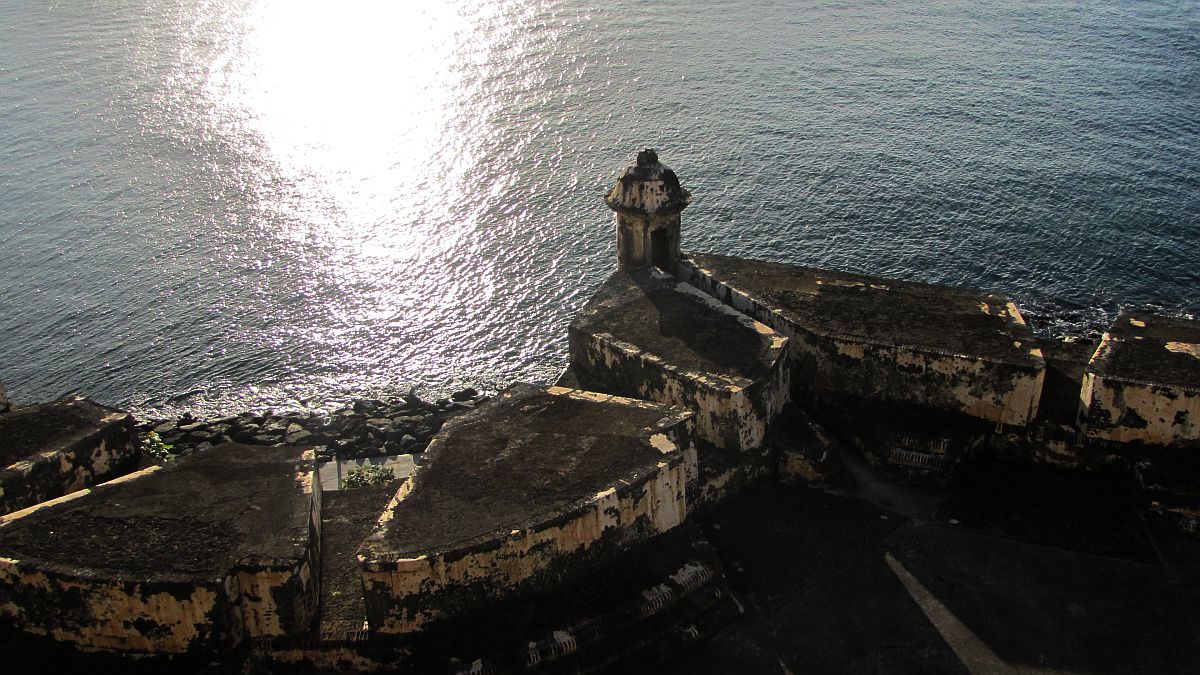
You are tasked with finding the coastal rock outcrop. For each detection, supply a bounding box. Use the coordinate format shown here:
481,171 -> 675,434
138,388 -> 489,465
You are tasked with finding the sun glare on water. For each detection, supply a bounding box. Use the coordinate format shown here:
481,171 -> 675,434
180,0 -> 534,396
204,0 -> 512,261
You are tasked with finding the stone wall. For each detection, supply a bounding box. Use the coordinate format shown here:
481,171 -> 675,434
0,399 -> 139,516
1080,314 -> 1200,448
678,257 -> 1045,427
0,445 -> 323,654
569,328 -> 789,453
568,272 -> 790,454
0,555 -> 235,653
361,456 -> 690,634
1082,374 -> 1200,446
234,460 -> 323,639
0,468 -> 235,654
358,385 -> 698,635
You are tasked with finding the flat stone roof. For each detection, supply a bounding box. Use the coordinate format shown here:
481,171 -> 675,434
1089,312 -> 1200,389
360,383 -> 690,560
686,252 -> 1042,366
571,269 -> 781,382
0,443 -> 315,581
0,398 -> 126,467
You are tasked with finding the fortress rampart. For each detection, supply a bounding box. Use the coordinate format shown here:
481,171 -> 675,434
0,152 -> 1198,672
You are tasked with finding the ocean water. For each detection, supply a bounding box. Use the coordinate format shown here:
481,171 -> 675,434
1,0 -> 1197,420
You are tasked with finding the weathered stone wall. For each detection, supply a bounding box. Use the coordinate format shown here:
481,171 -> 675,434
795,333 -> 1043,427
358,385 -> 699,636
570,329 -> 788,453
0,445 -> 323,653
678,258 -> 1045,427
360,448 -> 692,634
569,279 -> 790,454
0,401 -> 139,516
1078,314 -> 1200,447
1081,373 -> 1200,446
233,459 -> 323,638
0,467 -> 235,654
0,556 -> 235,653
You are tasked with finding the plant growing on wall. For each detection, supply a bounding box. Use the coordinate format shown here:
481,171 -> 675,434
142,431 -> 175,463
342,464 -> 395,489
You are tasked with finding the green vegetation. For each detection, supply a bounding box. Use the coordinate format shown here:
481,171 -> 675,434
141,431 -> 175,463
342,464 -> 395,489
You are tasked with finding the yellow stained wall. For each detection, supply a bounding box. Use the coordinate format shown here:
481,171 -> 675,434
0,556 -> 227,654
1,411 -> 137,516
362,454 -> 691,634
679,260 -> 1044,426
0,455 -> 322,653
574,323 -> 789,453
235,455 -> 323,638
1082,373 -> 1200,445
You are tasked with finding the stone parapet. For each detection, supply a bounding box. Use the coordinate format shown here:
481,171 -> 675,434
679,253 -> 1046,427
570,269 -> 790,453
0,443 -> 321,654
0,398 -> 139,516
357,384 -> 696,635
1081,313 -> 1200,447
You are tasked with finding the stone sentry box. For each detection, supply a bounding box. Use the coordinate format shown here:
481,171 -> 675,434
0,397 -> 139,516
357,384 -> 696,635
606,148 -> 691,271
0,443 -> 321,654
680,253 -> 1047,427
1081,312 -> 1200,447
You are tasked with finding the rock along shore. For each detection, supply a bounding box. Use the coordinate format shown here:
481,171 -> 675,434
136,387 -> 489,465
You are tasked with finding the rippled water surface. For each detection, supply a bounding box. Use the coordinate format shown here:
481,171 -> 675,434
1,0 -> 1197,418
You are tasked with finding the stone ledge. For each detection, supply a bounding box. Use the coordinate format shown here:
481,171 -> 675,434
1081,312 -> 1200,447
569,269 -> 789,453
0,398 -> 138,516
0,443 -> 320,653
358,383 -> 696,635
680,253 -> 1046,426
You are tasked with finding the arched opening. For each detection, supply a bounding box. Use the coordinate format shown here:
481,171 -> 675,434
650,229 -> 670,270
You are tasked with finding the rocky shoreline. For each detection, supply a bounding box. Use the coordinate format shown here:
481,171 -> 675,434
136,387 -> 489,465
